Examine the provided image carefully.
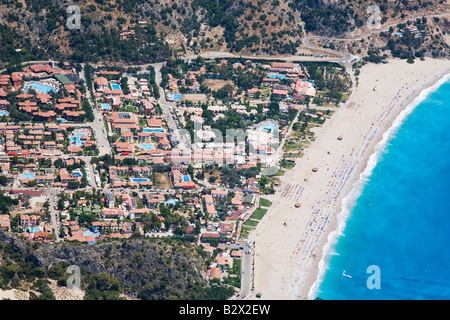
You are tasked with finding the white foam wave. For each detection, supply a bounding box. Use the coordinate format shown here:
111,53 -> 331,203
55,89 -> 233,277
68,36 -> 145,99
308,72 -> 450,300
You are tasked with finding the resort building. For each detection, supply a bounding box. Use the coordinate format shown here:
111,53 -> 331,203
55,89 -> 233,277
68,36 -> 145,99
108,112 -> 140,134
95,77 -> 109,91
272,89 -> 288,99
171,165 -> 195,188
20,215 -> 40,228
294,79 -> 316,97
0,214 -> 10,231
211,189 -> 228,199
105,192 -> 115,208
59,168 -> 81,184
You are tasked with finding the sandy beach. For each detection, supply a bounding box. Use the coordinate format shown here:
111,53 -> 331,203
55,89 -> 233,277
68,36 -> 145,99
251,58 -> 450,300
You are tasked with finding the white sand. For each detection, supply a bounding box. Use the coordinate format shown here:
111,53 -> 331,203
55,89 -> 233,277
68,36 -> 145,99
251,58 -> 450,300
0,289 -> 29,300
48,279 -> 85,300
0,280 -> 85,300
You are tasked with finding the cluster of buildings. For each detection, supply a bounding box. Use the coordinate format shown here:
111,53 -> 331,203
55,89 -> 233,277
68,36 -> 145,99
206,248 -> 242,282
0,125 -> 96,189
1,62 -> 78,92
394,22 -> 429,39
0,122 -> 95,184
94,71 -> 156,112
93,71 -> 176,166
0,60 -> 266,270
166,65 -> 207,101
257,62 -> 316,101
0,63 -> 83,122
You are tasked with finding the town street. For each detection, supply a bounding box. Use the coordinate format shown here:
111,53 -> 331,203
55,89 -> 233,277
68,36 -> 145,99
79,63 -> 112,157
151,62 -> 189,150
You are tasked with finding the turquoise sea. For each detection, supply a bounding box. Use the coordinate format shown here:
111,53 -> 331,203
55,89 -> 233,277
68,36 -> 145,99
313,75 -> 450,300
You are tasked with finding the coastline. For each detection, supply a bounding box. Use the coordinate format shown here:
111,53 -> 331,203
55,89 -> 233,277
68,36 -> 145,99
307,67 -> 450,300
251,58 -> 450,300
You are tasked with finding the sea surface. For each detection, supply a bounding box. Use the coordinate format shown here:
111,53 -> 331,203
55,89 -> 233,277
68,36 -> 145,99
313,75 -> 450,300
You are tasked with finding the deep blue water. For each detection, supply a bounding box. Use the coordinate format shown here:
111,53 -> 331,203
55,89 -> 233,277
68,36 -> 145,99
315,76 -> 450,300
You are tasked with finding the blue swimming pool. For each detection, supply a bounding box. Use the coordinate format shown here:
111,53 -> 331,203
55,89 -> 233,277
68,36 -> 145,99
131,177 -> 151,183
22,171 -> 36,179
258,122 -> 276,133
27,82 -> 58,94
28,227 -> 41,233
268,74 -> 286,80
101,103 -> 111,110
165,199 -> 179,205
0,111 -> 9,116
173,93 -> 182,100
70,134 -> 87,146
143,128 -> 165,133
183,176 -> 190,182
111,83 -> 121,90
73,171 -> 82,178
139,144 -> 154,151
83,231 -> 99,237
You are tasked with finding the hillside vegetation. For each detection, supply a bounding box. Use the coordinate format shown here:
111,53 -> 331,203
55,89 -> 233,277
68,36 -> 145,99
0,229 -> 234,300
0,0 -> 448,66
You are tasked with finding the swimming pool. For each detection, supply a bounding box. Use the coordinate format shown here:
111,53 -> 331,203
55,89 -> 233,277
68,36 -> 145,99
28,227 -> 41,233
70,134 -> 87,146
22,171 -> 36,180
183,176 -> 190,182
167,93 -> 182,101
26,82 -> 58,94
258,122 -> 276,133
143,128 -> 165,133
131,177 -> 151,183
101,103 -> 111,110
83,231 -> 99,237
73,171 -> 83,178
165,199 -> 179,205
111,83 -> 121,90
268,74 -> 286,80
139,143 -> 154,151
0,111 -> 9,116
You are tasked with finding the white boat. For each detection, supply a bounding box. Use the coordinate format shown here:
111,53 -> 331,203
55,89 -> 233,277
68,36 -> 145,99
342,270 -> 352,278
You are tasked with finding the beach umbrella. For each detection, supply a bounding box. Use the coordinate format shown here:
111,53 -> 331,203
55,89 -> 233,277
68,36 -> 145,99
312,167 -> 318,172
337,136 -> 343,140
295,203 -> 301,208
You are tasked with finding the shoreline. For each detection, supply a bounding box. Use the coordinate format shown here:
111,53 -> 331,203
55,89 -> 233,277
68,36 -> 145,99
251,58 -> 450,300
307,68 -> 450,300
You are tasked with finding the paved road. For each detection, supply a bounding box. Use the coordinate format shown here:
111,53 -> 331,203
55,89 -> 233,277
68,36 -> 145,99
301,12 -> 450,65
180,12 -> 450,68
79,63 -> 112,157
2,12 -> 448,76
226,241 -> 254,300
45,188 -> 61,241
151,62 -> 190,150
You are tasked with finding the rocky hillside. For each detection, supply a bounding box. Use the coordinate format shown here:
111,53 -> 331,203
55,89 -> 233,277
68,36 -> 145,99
0,229 -> 233,300
0,0 -> 448,66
